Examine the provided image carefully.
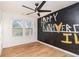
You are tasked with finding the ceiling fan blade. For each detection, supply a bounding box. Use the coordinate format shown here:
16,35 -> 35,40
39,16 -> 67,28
38,10 -> 51,12
37,1 -> 46,10
37,13 -> 40,16
26,12 -> 35,15
22,5 -> 35,11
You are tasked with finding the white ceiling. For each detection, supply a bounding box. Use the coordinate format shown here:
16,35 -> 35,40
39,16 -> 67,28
0,1 -> 78,18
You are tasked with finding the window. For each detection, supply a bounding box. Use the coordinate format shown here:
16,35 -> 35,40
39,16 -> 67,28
12,19 -> 32,36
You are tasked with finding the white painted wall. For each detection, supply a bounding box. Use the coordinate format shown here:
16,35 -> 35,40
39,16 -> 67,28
0,9 -> 2,55
2,12 -> 37,48
0,24 -> 2,55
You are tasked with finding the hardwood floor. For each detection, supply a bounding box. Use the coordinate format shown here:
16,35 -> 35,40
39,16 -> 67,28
1,42 -> 73,57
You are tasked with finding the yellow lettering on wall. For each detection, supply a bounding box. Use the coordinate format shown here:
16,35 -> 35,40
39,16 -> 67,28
74,33 -> 79,44
61,33 -> 72,44
54,22 -> 62,32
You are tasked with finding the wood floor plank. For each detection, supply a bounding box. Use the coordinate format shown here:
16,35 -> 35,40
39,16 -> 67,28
1,42 -> 74,57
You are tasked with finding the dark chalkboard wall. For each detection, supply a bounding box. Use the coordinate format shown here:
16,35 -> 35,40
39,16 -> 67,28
38,2 -> 79,55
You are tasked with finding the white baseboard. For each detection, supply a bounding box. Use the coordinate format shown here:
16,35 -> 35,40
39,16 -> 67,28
3,40 -> 38,48
38,41 -> 79,57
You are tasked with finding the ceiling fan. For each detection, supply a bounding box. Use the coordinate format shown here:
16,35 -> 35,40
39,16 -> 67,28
22,1 -> 51,16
